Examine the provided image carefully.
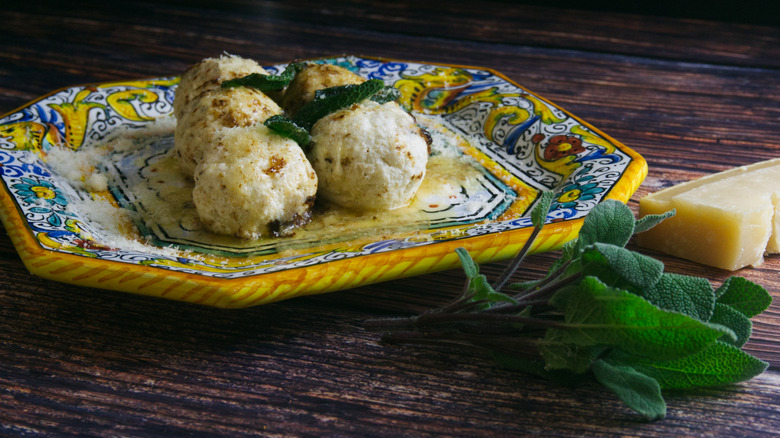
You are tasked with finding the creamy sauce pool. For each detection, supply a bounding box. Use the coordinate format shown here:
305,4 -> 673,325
55,114 -> 507,257
126,115 -> 491,252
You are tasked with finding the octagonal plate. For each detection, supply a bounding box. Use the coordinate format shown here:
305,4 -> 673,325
0,56 -> 646,308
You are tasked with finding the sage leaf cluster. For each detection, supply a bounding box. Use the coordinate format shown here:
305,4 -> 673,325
367,195 -> 771,421
221,63 -> 401,147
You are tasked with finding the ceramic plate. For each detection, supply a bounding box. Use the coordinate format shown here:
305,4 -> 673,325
0,56 -> 646,308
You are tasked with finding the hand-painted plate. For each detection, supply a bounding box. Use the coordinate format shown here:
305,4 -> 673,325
0,56 -> 646,308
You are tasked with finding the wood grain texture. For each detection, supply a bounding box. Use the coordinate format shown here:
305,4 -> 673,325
1,0 -> 780,435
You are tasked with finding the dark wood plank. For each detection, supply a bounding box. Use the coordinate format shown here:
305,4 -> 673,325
2,0 -> 780,110
1,250 -> 779,435
1,0 -> 779,435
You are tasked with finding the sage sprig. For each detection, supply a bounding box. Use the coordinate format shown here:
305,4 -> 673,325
366,194 -> 771,421
221,62 -> 304,91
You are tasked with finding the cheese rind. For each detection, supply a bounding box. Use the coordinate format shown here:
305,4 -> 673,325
638,158 -> 780,271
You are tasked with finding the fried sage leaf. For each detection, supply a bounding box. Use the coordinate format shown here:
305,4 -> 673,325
293,79 -> 385,130
221,62 -> 303,91
264,115 -> 311,147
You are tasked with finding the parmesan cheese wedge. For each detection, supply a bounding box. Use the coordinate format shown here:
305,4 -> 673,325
637,158 -> 780,271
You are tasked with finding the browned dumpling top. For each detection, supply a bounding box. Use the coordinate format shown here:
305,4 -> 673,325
174,86 -> 282,176
173,54 -> 269,120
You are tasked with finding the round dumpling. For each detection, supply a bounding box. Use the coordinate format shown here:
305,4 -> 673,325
308,100 -> 430,211
173,86 -> 282,176
173,54 -> 268,119
280,63 -> 365,116
192,125 -> 317,239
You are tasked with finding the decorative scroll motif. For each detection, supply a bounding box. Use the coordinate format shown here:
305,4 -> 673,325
0,57 -> 634,279
288,58 -> 628,219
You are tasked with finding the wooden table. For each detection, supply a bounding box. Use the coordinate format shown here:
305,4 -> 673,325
2,1 -> 779,435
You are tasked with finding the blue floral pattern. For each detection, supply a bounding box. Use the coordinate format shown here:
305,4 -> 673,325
12,177 -> 67,207
0,56 -> 640,281
553,175 -> 605,211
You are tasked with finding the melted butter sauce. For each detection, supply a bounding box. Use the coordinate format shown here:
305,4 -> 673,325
124,114 -> 505,255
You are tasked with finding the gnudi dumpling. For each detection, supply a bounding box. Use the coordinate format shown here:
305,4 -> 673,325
192,125 -> 317,239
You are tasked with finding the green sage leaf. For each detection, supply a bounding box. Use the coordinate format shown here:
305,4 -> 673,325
548,284 -> 580,311
582,243 -> 664,291
539,329 -> 596,373
710,302 -> 752,347
591,359 -> 666,421
561,239 -> 578,260
471,273 -> 516,305
455,247 -> 514,305
715,276 -> 772,318
294,79 -> 385,130
634,209 -> 675,234
221,62 -> 303,91
264,115 -> 311,147
313,84 -> 353,100
642,272 -> 715,321
553,276 -> 734,360
532,191 -> 555,229
610,341 -> 769,390
576,199 -> 635,251
369,85 -> 401,104
455,247 -> 478,279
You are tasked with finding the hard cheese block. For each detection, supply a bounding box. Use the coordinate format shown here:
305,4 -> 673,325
638,158 -> 780,271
